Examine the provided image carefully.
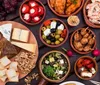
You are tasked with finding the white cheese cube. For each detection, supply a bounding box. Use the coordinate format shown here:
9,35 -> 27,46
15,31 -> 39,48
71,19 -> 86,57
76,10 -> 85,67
50,21 -> 57,29
0,56 -> 11,67
45,60 -> 49,64
0,75 -> 7,82
43,29 -> 51,36
6,69 -> 17,79
59,59 -> 64,64
90,68 -> 96,74
57,24 -> 64,30
58,70 -> 63,75
81,71 -> 92,78
9,73 -> 19,82
0,69 -> 6,77
9,62 -> 18,71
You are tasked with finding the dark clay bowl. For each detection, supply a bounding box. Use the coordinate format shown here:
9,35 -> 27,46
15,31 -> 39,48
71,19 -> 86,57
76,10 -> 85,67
39,18 -> 69,48
39,50 -> 71,83
83,0 -> 100,28
19,0 -> 46,25
47,0 -> 85,17
74,56 -> 98,80
70,28 -> 96,54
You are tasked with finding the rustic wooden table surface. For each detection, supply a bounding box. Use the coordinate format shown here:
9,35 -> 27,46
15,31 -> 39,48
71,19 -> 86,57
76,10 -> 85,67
3,0 -> 100,85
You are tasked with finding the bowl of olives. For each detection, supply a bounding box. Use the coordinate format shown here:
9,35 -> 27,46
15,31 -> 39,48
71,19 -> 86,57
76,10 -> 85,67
39,18 -> 69,47
70,27 -> 96,54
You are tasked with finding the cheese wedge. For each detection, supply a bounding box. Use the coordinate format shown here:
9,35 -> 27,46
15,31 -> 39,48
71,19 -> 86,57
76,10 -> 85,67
0,56 -> 11,67
0,69 -> 6,77
11,41 -> 36,53
12,28 -> 29,42
9,62 -> 18,71
0,75 -> 7,82
0,24 -> 12,41
6,69 -> 17,79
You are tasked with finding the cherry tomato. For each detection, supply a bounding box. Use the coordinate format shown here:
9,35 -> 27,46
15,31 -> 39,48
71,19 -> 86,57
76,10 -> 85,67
30,7 -> 39,17
32,16 -> 40,23
22,4 -> 30,14
87,63 -> 94,69
38,6 -> 44,16
29,1 -> 38,8
23,13 -> 31,22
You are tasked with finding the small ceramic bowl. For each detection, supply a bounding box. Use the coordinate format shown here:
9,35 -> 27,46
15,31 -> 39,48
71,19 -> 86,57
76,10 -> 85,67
19,0 -> 46,25
83,0 -> 100,28
70,28 -> 96,54
39,18 -> 69,48
74,56 -> 98,80
47,0 -> 84,17
39,50 -> 71,83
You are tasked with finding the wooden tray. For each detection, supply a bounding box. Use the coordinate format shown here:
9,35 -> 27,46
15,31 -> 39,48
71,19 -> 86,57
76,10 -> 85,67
47,0 -> 85,17
83,0 -> 100,28
0,21 -> 39,85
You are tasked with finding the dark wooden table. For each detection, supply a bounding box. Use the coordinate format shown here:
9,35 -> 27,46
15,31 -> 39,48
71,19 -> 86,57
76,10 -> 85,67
3,0 -> 100,85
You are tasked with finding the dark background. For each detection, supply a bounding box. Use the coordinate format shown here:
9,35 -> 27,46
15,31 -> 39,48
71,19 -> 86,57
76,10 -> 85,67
3,0 -> 100,85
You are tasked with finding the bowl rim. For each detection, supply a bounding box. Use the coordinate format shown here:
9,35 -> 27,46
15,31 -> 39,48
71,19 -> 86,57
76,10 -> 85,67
39,18 -> 69,48
39,50 -> 71,83
47,0 -> 85,17
70,27 -> 96,54
83,0 -> 100,28
19,0 -> 46,25
74,56 -> 98,80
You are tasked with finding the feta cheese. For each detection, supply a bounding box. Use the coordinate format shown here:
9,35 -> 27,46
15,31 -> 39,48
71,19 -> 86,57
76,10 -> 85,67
45,60 -> 49,64
0,24 -> 12,41
81,71 -> 92,78
58,70 -> 63,75
59,59 -> 64,64
50,21 -> 57,29
57,24 -> 64,30
43,29 -> 51,36
90,68 -> 96,74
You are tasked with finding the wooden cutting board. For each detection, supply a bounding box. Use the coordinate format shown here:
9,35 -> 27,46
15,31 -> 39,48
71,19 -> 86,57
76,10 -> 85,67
0,21 -> 39,85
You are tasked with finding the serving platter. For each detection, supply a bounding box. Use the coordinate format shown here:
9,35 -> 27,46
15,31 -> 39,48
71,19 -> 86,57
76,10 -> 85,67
83,0 -> 100,28
0,21 -> 39,85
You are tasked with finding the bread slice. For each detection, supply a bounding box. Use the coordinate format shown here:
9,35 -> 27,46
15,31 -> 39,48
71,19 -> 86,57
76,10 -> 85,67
12,28 -> 29,42
0,56 -> 11,67
0,75 -> 7,82
6,69 -> 17,79
11,41 -> 36,53
9,73 -> 19,82
0,69 -> 6,77
9,62 -> 18,71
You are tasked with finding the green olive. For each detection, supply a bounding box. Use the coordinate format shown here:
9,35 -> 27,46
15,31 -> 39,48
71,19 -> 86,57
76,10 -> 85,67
55,35 -> 60,39
42,27 -> 47,31
42,35 -> 46,40
46,40 -> 51,44
56,30 -> 62,34
51,33 -> 55,37
59,38 -> 64,42
55,40 -> 60,45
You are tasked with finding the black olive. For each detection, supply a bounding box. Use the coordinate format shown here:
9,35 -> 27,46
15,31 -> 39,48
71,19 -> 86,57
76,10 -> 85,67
47,35 -> 52,40
51,37 -> 56,42
57,21 -> 61,26
50,29 -> 56,33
